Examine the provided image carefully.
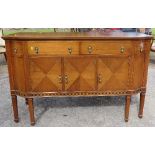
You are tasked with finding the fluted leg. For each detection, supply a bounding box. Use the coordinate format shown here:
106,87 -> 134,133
138,92 -> 145,118
125,95 -> 131,122
27,98 -> 35,125
11,95 -> 19,123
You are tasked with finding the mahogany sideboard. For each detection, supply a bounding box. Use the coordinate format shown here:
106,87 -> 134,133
2,31 -> 153,125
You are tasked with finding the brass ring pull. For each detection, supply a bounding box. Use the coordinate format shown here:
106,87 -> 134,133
140,48 -> 143,53
68,48 -> 72,54
65,75 -> 68,84
88,46 -> 93,54
34,47 -> 39,54
58,75 -> 62,84
98,74 -> 102,83
120,47 -> 125,53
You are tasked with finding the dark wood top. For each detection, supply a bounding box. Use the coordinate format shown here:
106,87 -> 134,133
2,31 -> 153,40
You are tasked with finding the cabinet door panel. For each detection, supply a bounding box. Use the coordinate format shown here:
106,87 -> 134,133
64,57 -> 96,91
29,57 -> 62,92
97,57 -> 130,91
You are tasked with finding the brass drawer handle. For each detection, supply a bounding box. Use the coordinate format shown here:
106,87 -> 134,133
120,47 -> 125,53
58,75 -> 63,84
68,48 -> 72,54
88,46 -> 93,54
34,47 -> 39,54
65,75 -> 68,84
140,42 -> 144,53
13,48 -> 22,57
98,74 -> 102,83
13,48 -> 18,54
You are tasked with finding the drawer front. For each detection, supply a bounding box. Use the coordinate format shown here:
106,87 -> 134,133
80,41 -> 132,56
27,41 -> 79,55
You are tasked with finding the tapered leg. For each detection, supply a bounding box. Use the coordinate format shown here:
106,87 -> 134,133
138,92 -> 145,118
125,95 -> 131,122
11,95 -> 19,123
25,98 -> 28,106
4,52 -> 7,62
27,98 -> 35,125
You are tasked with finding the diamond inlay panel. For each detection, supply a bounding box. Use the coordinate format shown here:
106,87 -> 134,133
98,57 -> 129,91
64,57 -> 96,91
29,57 -> 62,92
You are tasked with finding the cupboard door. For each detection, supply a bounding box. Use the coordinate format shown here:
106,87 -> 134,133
97,56 -> 130,91
29,57 -> 62,92
64,57 -> 96,91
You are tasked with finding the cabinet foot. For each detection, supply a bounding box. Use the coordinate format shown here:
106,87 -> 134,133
27,98 -> 35,125
125,95 -> 131,122
138,92 -> 145,119
125,118 -> 128,122
11,95 -> 19,123
138,114 -> 143,118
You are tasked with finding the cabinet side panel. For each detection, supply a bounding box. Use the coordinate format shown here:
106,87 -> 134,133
10,41 -> 26,93
13,57 -> 26,91
142,40 -> 152,88
5,41 -> 15,93
132,40 -> 151,91
133,41 -> 145,89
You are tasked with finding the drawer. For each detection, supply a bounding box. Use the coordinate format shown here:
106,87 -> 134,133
80,41 -> 132,56
27,41 -> 79,55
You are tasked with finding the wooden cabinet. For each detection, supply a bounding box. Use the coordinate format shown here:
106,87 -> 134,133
2,31 -> 152,125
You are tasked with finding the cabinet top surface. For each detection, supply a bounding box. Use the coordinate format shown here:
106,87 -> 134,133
2,31 -> 153,40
